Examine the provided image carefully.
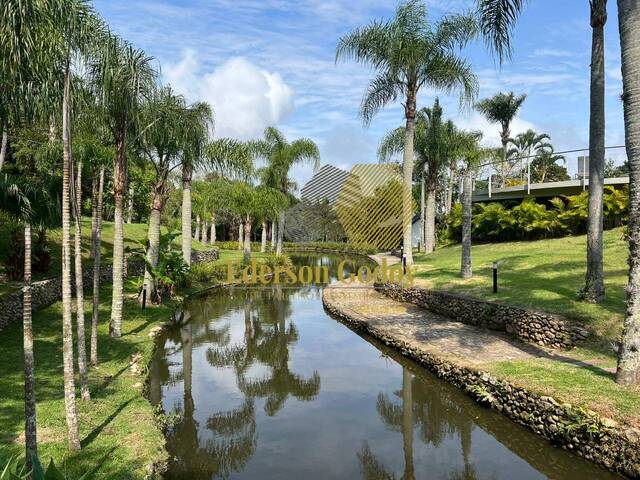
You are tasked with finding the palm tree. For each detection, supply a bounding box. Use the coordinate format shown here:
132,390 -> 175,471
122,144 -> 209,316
506,129 -> 551,183
379,100 -> 464,254
475,92 -> 526,186
530,146 -> 567,183
138,86 -> 189,301
458,132 -> 486,279
475,0 -> 640,385
90,35 -> 156,337
336,0 -> 478,265
72,157 -> 90,400
90,163 -> 105,364
582,0 -> 608,303
616,0 -> 640,385
0,174 -> 59,468
475,0 -> 609,303
180,102 -> 213,266
252,127 -> 320,254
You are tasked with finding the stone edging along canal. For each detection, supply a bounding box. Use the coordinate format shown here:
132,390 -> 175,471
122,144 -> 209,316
321,284 -> 640,479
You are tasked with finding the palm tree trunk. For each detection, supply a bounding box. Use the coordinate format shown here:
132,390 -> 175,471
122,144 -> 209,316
276,211 -> 285,255
143,189 -> 163,304
402,368 -> 415,480
238,221 -> 244,250
210,212 -> 216,244
73,159 -> 90,401
109,128 -> 127,338
90,166 -> 104,366
0,119 -> 8,172
616,0 -> 640,385
23,222 -> 37,467
243,215 -> 252,263
261,221 -> 267,253
402,93 -> 416,266
61,67 -> 81,450
194,214 -> 201,242
420,175 -> 425,252
181,165 -> 193,266
583,0 -> 607,302
461,169 -> 473,279
271,221 -> 277,251
202,219 -> 208,244
424,184 -> 437,254
446,163 -> 455,215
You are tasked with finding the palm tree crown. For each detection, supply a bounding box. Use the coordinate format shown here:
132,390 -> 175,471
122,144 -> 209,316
336,0 -> 478,124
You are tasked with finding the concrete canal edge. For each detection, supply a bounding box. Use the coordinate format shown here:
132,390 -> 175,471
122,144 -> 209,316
322,286 -> 640,479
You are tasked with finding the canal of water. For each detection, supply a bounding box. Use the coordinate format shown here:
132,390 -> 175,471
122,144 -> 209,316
149,254 -> 620,479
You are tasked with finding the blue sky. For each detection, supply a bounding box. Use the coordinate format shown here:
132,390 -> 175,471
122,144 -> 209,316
94,0 -> 626,188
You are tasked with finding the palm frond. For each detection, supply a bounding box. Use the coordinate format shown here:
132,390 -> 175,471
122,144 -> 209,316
476,0 -> 528,64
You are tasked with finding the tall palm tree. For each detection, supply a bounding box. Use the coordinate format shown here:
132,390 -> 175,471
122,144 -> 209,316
138,86 -> 188,301
336,1 -> 478,265
0,174 -> 58,468
582,0 -> 608,303
90,162 -> 105,364
458,132 -> 486,279
72,157 -> 90,400
476,0 -> 640,379
90,35 -> 156,337
616,0 -> 640,385
475,92 -> 526,186
379,100 -> 452,254
476,0 -> 610,302
252,127 -> 320,254
178,103 -> 217,266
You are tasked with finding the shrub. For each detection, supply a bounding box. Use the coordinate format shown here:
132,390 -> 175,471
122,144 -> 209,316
444,187 -> 629,244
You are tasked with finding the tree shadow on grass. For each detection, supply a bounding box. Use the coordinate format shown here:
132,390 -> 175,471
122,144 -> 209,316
81,397 -> 134,448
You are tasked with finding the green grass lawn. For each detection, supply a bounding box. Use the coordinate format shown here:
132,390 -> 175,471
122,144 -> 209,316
0,280 -> 169,478
413,228 -> 640,426
414,227 -> 627,344
0,218 -> 212,295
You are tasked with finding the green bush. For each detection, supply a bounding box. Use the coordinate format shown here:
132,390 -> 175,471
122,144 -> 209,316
444,186 -> 628,244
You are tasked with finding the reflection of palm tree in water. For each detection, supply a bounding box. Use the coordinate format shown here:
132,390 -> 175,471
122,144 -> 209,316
206,287 -> 321,417
238,285 -> 320,416
360,367 -> 476,480
165,321 -> 257,479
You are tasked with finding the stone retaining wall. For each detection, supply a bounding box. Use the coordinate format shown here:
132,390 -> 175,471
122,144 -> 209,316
377,282 -> 589,349
0,248 -> 219,332
323,294 -> 640,479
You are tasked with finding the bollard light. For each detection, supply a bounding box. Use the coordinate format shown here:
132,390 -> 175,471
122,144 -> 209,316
142,284 -> 147,310
492,262 -> 498,293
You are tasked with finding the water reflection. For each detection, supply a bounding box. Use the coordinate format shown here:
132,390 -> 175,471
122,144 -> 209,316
151,254 -> 621,480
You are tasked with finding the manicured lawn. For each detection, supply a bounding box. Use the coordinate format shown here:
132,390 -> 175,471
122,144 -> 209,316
414,227 -> 628,344
413,228 -> 640,427
0,280 -> 169,478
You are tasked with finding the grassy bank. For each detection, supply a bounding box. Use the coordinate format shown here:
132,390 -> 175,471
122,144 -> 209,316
0,245 -> 279,477
414,227 -> 627,344
412,227 -> 640,426
0,218 -> 212,295
0,280 -> 169,478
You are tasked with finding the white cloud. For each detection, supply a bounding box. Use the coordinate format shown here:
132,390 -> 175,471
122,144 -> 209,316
531,48 -> 573,58
163,50 -> 294,139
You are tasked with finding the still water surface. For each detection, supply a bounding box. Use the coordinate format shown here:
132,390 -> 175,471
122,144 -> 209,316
150,254 -> 619,479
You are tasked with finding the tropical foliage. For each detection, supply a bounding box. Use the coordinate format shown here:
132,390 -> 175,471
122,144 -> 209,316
445,187 -> 629,243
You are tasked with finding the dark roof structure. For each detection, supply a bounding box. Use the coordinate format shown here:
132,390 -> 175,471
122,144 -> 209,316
300,164 -> 349,205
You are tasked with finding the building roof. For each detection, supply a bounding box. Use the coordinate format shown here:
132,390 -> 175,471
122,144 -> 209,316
300,164 -> 349,205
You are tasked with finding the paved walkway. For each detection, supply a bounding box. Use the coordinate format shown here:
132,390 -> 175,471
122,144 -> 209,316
324,281 -> 546,367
